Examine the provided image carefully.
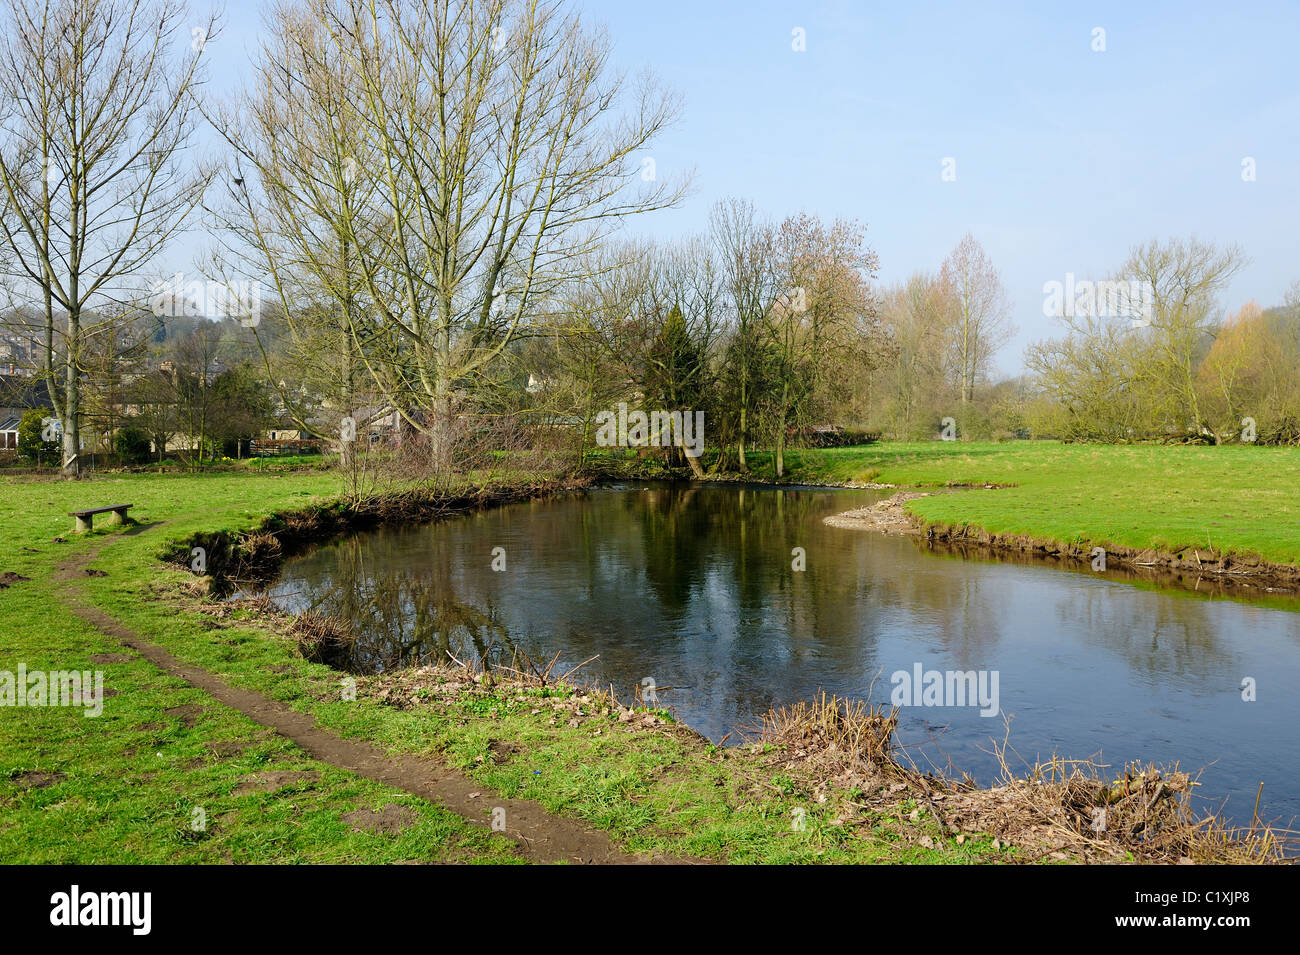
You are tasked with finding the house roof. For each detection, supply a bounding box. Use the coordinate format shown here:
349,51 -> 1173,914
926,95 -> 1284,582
0,375 -> 51,409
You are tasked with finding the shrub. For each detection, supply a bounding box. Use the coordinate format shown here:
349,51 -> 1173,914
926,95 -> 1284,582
804,428 -> 881,448
17,408 -> 59,466
114,426 -> 152,465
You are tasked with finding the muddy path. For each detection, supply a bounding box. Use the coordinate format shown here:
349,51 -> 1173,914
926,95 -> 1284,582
53,527 -> 698,866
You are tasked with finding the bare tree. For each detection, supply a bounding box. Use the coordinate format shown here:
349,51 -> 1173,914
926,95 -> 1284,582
631,237 -> 721,476
540,242 -> 647,466
214,0 -> 686,476
710,197 -> 776,472
204,0 -> 388,475
766,213 -> 878,477
1025,310 -> 1156,442
874,273 -> 950,438
169,320 -> 223,465
0,0 -> 218,473
938,233 -> 1013,408
1119,236 -> 1246,436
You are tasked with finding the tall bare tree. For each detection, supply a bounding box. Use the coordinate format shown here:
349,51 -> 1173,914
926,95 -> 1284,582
710,197 -> 776,472
0,0 -> 218,473
1119,237 -> 1246,436
214,0 -> 686,474
938,233 -> 1013,409
766,213 -> 877,477
632,237 -> 720,476
874,273 -> 949,438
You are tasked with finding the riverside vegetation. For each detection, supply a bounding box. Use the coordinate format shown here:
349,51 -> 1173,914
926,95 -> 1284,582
2,443 -> 1293,864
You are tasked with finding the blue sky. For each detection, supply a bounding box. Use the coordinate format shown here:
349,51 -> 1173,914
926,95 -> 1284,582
203,0 -> 1300,373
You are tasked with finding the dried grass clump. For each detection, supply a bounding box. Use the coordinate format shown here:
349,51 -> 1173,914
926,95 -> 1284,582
934,753 -> 1290,864
760,691 -> 899,772
229,593 -> 280,617
492,647 -> 599,691
278,509 -> 329,537
232,531 -> 282,579
288,610 -> 357,670
752,693 -> 1291,864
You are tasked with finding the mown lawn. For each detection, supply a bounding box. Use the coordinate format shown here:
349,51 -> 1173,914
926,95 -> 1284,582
758,441 -> 1300,566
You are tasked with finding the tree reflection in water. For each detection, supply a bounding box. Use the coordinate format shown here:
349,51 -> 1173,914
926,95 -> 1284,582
286,535 -> 520,674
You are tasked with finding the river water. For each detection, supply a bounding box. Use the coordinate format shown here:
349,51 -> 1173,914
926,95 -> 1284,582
265,482 -> 1300,826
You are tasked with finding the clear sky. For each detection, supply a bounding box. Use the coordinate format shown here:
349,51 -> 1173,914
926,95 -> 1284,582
202,0 -> 1300,374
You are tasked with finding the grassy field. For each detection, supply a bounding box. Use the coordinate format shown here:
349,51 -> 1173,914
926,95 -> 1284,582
751,441 -> 1300,567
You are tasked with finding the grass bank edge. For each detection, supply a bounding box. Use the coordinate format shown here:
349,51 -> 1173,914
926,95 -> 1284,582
595,442 -> 1300,581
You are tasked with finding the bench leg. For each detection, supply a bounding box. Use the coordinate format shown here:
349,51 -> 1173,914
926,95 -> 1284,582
106,509 -> 125,526
74,515 -> 92,533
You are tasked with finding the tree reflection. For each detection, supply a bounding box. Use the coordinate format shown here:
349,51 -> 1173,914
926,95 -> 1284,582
284,534 -> 518,672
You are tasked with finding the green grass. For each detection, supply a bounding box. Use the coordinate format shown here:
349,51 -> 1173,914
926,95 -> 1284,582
750,441 -> 1300,567
244,454 -> 333,470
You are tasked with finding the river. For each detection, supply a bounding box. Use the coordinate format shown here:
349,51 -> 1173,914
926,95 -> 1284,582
264,482 -> 1300,826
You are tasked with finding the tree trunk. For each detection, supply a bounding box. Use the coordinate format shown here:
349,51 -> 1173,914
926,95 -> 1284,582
430,392 -> 454,475
61,311 -> 80,476
737,401 -> 748,472
774,416 -> 786,478
340,409 -> 356,470
678,433 -> 706,478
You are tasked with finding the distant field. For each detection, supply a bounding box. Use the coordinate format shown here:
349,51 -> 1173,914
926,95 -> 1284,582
751,441 -> 1300,566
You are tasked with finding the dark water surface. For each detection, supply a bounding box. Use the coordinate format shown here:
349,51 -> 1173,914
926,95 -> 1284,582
266,482 -> 1300,826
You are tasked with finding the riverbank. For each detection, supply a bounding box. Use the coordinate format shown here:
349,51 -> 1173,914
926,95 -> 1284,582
595,441 -> 1300,596
5,468 -> 1291,862
0,472 -> 524,863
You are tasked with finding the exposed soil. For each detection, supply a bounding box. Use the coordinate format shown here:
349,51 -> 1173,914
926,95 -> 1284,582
204,741 -> 247,758
52,536 -> 696,866
0,571 -> 31,588
9,770 -> 66,790
163,704 -> 208,727
89,652 -> 136,664
234,770 -> 320,795
922,521 -> 1300,594
343,803 -> 418,834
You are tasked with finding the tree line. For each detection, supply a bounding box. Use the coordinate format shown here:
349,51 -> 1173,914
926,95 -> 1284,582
0,0 -> 1294,478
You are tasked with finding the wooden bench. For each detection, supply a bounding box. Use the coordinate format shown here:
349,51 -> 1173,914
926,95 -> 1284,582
69,504 -> 133,533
